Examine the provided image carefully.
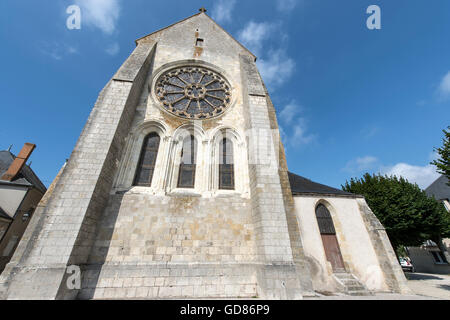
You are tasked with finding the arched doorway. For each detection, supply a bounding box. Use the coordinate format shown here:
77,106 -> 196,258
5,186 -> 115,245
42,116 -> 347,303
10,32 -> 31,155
316,203 -> 345,272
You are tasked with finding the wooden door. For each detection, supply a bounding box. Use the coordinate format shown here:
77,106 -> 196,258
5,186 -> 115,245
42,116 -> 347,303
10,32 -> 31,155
316,204 -> 345,272
321,234 -> 345,271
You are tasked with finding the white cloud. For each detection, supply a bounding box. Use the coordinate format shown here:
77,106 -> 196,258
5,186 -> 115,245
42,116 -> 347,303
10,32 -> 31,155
280,123 -> 315,150
438,71 -> 450,100
237,21 -> 294,88
66,46 -> 78,54
279,101 -> 302,124
74,0 -> 121,34
279,125 -> 289,149
211,0 -> 236,24
105,42 -> 120,55
257,49 -> 295,87
343,155 -> 439,189
40,42 -> 78,60
361,125 -> 379,139
343,156 -> 379,173
279,101 -> 315,148
45,51 -> 62,60
237,21 -> 275,56
276,0 -> 298,12
382,163 -> 440,189
291,121 -> 316,146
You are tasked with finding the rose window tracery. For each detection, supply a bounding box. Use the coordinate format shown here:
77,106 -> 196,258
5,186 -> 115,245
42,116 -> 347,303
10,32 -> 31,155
155,67 -> 231,119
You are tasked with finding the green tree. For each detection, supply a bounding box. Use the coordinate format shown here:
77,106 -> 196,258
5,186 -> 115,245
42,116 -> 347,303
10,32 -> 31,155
342,173 -> 450,251
431,126 -> 450,185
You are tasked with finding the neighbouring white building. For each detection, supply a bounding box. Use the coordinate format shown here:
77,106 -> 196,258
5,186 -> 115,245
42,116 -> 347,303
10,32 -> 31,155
406,175 -> 450,274
0,9 -> 410,299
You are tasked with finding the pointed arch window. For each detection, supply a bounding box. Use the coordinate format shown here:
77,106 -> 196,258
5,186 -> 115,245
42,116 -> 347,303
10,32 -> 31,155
315,204 -> 336,235
315,203 -> 345,271
219,138 -> 234,190
133,132 -> 160,186
177,135 -> 197,188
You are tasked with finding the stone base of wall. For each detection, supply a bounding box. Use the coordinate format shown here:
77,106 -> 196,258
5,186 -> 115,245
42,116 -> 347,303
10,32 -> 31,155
256,264 -> 305,299
0,264 -> 68,299
77,262 -> 305,299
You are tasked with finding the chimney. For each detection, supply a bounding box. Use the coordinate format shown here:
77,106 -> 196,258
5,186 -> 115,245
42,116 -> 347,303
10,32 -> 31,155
1,143 -> 36,181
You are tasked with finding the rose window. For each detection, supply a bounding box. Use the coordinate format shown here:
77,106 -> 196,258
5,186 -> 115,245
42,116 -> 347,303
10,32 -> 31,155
155,67 -> 231,119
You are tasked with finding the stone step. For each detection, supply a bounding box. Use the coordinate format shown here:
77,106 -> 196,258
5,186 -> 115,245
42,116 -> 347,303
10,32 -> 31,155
343,281 -> 364,288
340,278 -> 361,282
333,272 -> 372,296
334,273 -> 354,279
346,285 -> 366,291
348,290 -> 371,296
336,277 -> 356,282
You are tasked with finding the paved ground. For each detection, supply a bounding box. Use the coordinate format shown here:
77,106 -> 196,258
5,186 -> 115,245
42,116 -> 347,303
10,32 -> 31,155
304,272 -> 450,300
404,272 -> 450,300
304,293 -> 437,300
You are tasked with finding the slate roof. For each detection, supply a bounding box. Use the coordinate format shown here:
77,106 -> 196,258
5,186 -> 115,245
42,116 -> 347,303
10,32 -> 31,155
425,175 -> 450,201
288,171 -> 356,197
0,150 -> 46,194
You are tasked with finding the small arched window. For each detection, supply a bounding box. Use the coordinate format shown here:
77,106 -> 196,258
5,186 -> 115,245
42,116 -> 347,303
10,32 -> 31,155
133,132 -> 160,186
219,138 -> 234,190
177,135 -> 197,188
315,204 -> 336,235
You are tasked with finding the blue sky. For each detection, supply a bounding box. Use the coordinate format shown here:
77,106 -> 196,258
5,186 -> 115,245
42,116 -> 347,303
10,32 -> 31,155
0,0 -> 449,189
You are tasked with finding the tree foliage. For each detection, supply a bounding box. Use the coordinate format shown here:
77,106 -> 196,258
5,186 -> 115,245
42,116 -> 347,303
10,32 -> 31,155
342,173 -> 450,250
431,126 -> 450,185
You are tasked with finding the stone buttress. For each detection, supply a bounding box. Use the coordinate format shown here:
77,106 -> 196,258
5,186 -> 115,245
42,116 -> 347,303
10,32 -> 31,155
0,12 -> 313,299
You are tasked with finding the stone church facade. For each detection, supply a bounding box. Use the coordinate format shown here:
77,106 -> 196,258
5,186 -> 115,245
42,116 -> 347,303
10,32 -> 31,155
0,10 -> 410,299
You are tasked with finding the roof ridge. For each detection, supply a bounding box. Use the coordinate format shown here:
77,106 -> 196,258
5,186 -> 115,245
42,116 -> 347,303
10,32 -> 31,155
135,12 -> 202,44
201,13 -> 256,59
134,12 -> 256,59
